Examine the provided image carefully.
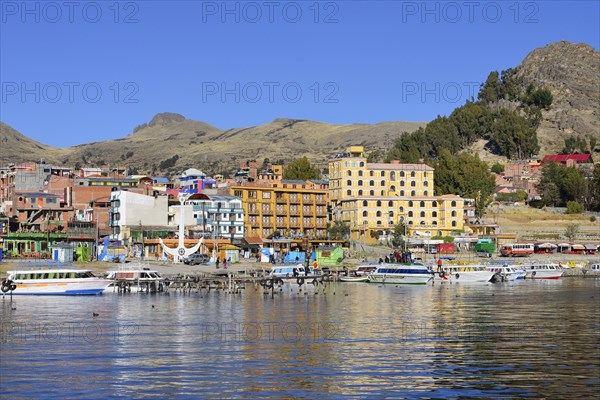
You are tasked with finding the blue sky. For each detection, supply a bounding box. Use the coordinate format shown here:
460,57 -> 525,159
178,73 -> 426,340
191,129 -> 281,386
1,0 -> 598,147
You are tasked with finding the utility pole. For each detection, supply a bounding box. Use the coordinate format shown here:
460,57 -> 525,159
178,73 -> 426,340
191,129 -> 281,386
95,214 -> 99,261
139,219 -> 144,261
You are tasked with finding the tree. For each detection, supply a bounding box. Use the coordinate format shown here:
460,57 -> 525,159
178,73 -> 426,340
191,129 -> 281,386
589,165 -> 600,211
391,222 -> 408,248
491,163 -> 505,174
327,221 -> 350,240
432,150 -> 496,217
282,157 -> 321,181
564,223 -> 579,241
490,109 -> 539,159
590,136 -> 597,153
366,150 -> 384,163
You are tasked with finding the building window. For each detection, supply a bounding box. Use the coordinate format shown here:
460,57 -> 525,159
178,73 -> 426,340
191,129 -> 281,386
363,200 -> 367,206
376,211 -> 381,217
452,211 -> 457,217
399,206 -> 404,212
358,170 -> 363,177
360,162 -> 365,167
408,211 -> 413,217
388,211 -> 394,217
358,190 -> 363,196
400,181 -> 405,187
420,211 -> 425,217
411,191 -> 416,196
358,180 -> 363,186
424,191 -> 428,196
390,185 -> 395,192
424,180 -> 429,187
432,211 -> 437,217
262,192 -> 271,199
400,191 -> 405,196
390,171 -> 396,180
363,211 -> 368,217
347,190 -> 352,195
381,171 -> 385,177
381,180 -> 385,187
347,180 -> 352,186
370,190 -> 374,196
411,181 -> 416,187
377,220 -> 382,225
376,200 -> 382,207
420,201 -> 425,207
408,201 -> 413,207
369,171 -> 374,177
369,180 -> 374,187
381,191 -> 384,195
388,200 -> 393,207
347,170 -> 352,177
452,221 -> 457,227
400,171 -> 405,177
411,171 -> 415,177
451,201 -> 457,207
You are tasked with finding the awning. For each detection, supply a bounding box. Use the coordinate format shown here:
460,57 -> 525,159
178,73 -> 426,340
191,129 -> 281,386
571,244 -> 585,250
537,243 -> 557,248
557,243 -> 571,247
585,244 -> 599,250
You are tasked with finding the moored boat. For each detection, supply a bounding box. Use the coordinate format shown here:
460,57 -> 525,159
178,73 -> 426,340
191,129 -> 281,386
434,265 -> 496,283
521,263 -> 564,279
486,264 -> 527,281
106,264 -> 165,293
1,267 -> 112,295
368,263 -> 432,285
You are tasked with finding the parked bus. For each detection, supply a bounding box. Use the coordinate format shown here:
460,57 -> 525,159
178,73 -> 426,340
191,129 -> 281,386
500,243 -> 534,257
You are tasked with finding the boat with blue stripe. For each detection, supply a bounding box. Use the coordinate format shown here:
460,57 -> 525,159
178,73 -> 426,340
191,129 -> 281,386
367,263 -> 433,285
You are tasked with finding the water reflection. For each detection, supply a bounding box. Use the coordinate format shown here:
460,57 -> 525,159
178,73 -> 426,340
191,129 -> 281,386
1,279 -> 599,398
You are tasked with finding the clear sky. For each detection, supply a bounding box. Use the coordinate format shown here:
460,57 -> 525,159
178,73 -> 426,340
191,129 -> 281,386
1,0 -> 598,147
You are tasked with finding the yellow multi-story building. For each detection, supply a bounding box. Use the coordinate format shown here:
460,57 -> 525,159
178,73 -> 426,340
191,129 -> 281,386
230,180 -> 328,239
329,146 -> 464,242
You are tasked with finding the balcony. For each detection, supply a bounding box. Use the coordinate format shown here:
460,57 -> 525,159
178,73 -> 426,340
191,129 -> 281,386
288,196 -> 300,204
262,208 -> 274,215
289,209 -> 300,216
207,207 -> 244,213
247,208 -> 260,215
275,196 -> 286,203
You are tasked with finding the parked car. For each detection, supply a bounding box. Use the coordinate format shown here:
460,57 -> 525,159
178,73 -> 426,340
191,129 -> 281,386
183,254 -> 210,265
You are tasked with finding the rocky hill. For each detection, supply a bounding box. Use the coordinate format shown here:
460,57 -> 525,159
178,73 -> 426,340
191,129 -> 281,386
515,41 -> 600,153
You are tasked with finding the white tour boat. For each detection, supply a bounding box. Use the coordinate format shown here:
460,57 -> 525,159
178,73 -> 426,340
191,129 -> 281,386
521,263 -> 564,279
433,265 -> 496,283
106,264 -> 166,293
486,265 -> 527,281
368,264 -> 432,285
1,268 -> 112,295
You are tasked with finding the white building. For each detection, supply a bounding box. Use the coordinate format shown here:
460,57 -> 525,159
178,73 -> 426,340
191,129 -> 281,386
109,190 -> 168,241
183,194 -> 245,241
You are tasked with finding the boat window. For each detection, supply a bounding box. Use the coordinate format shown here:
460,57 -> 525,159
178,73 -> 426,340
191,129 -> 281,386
43,273 -> 49,279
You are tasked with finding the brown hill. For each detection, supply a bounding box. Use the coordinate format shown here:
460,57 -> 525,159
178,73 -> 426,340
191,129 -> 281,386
0,122 -> 65,164
60,115 -> 425,174
515,41 -> 600,153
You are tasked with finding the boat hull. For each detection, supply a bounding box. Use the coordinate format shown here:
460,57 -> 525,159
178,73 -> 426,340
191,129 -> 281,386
6,280 -> 112,295
434,271 -> 496,283
368,274 -> 431,285
339,276 -> 369,283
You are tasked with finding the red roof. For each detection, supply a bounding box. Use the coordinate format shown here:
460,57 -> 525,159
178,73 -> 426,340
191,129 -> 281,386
542,154 -> 591,163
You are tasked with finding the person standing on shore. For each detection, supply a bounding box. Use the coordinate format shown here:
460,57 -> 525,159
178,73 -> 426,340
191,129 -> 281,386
216,257 -> 220,269
223,258 -> 227,269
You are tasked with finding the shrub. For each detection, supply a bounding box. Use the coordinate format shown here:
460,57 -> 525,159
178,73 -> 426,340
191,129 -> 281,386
565,201 -> 584,214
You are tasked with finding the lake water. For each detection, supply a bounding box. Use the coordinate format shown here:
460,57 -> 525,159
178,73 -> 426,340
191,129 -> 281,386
1,279 -> 599,398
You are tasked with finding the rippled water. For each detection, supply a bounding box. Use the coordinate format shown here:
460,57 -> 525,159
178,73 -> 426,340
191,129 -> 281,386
1,279 -> 599,398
